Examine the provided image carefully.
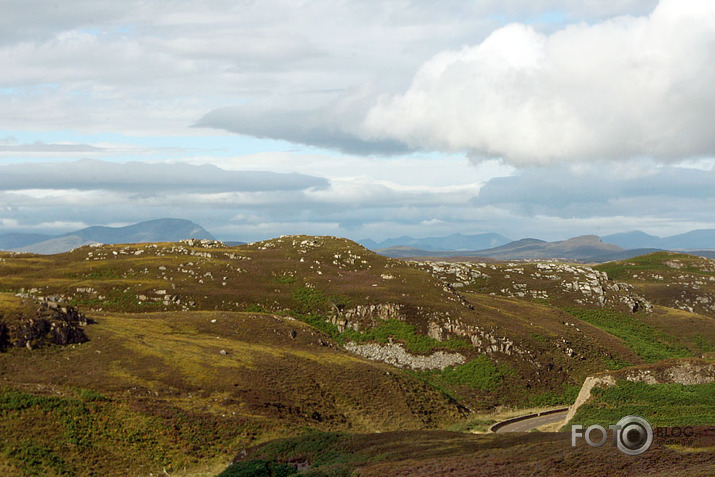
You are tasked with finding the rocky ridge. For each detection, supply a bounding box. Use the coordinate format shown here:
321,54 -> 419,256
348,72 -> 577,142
419,260 -> 653,313
612,256 -> 715,315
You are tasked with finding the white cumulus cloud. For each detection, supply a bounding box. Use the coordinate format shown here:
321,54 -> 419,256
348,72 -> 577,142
362,0 -> 715,165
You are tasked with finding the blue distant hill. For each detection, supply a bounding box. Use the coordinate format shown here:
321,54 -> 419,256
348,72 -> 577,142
603,229 -> 715,250
359,232 -> 512,251
0,218 -> 215,254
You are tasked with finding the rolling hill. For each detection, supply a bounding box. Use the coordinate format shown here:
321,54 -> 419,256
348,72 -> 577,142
1,236 -> 713,475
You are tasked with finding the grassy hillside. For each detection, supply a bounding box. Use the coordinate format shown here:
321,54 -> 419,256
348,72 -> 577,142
562,307 -> 709,362
420,255 -> 714,372
0,238 -> 656,409
1,239 -> 711,409
218,427 -> 715,477
0,308 -> 466,476
1,239 -> 714,475
568,358 -> 715,429
570,381 -> 715,428
419,253 -> 715,319
594,252 -> 715,317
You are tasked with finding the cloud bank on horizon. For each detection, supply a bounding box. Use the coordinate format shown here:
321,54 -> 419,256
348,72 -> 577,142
0,0 -> 713,241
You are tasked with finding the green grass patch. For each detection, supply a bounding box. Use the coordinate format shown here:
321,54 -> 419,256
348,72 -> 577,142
690,333 -> 715,353
274,275 -> 296,285
569,381 -> 715,428
73,388 -> 108,402
293,287 -> 330,314
601,355 -> 632,371
437,355 -> 508,390
526,384 -> 580,407
292,286 -> 350,316
3,441 -> 74,476
414,355 -> 510,392
298,313 -> 342,339
564,307 -> 693,362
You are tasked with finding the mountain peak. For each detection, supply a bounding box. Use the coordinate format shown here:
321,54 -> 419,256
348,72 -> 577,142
562,235 -> 603,243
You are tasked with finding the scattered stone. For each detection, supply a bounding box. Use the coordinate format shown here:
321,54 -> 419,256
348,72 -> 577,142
344,341 -> 466,370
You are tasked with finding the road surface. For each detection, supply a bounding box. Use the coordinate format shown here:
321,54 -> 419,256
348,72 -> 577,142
495,410 -> 569,433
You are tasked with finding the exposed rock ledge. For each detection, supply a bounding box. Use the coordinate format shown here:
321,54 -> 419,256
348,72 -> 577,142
343,341 -> 465,370
0,296 -> 90,351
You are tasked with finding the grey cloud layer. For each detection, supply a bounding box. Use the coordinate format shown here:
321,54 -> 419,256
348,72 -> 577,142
0,159 -> 328,192
0,142 -> 104,154
196,103 -> 412,155
0,158 -> 710,241
474,163 -> 714,218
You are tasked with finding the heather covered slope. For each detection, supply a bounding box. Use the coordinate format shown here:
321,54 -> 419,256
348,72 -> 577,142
219,427 -> 715,477
594,252 -> 715,316
0,236 -> 651,406
0,307 -> 466,475
1,238 -> 711,403
1,237 -> 713,475
419,257 -> 714,363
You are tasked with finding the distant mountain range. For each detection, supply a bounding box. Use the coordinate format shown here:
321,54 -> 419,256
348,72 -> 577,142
370,230 -> 715,262
359,233 -> 512,251
0,219 -> 214,254
2,220 -> 713,260
376,235 -> 641,261
602,229 -> 715,251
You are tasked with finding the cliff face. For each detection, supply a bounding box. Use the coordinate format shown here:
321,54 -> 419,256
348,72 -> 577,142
0,296 -> 89,351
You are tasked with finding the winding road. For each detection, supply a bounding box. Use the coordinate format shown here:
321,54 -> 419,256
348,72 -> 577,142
493,409 -> 569,433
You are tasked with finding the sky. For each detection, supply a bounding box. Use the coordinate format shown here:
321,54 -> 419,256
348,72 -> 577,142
0,0 -> 713,242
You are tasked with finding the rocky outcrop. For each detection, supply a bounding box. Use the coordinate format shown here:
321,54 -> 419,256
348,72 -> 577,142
330,303 -> 405,332
420,260 -> 654,313
0,298 -> 89,351
343,341 -> 466,370
179,238 -> 226,249
619,360 -> 715,385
